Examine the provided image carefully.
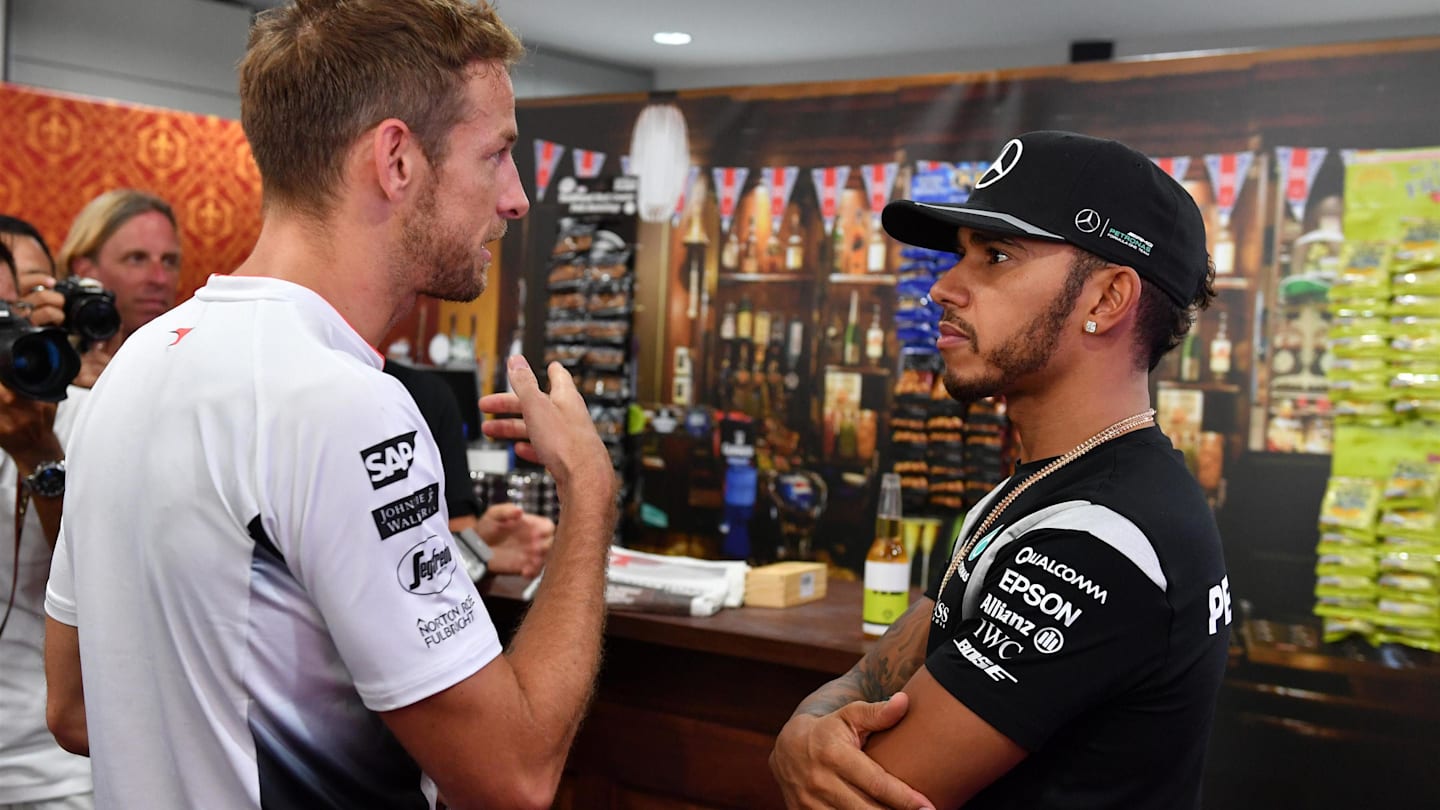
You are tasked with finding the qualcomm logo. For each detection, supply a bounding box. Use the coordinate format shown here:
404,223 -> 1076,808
1075,208 -> 1103,233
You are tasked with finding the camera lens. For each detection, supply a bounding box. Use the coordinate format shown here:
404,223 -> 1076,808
12,334 -> 63,385
70,297 -> 122,342
0,329 -> 80,401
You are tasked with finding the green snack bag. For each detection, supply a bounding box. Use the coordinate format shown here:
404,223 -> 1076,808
1381,460 -> 1440,509
1318,477 -> 1384,531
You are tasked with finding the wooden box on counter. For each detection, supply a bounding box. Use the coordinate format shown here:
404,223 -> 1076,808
745,562 -> 828,608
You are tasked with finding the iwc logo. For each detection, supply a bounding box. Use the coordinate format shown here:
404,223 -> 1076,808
1074,208 -> 1103,233
976,139 -> 1023,189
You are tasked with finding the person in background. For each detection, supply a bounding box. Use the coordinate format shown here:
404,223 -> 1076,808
0,215 -> 59,294
770,131 -> 1230,809
55,189 -> 181,382
384,357 -> 552,579
45,2 -> 617,809
0,230 -> 91,810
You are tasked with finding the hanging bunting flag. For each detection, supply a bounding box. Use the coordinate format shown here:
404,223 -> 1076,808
811,165 -> 852,235
619,154 -> 632,177
533,139 -> 566,202
761,166 -> 800,233
572,148 -> 606,179
671,165 -> 701,227
1273,147 -> 1329,222
712,166 -> 750,235
858,162 -> 899,221
1202,151 -> 1255,227
1151,156 -> 1193,184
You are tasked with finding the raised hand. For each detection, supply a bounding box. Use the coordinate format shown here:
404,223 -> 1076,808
479,356 -> 613,497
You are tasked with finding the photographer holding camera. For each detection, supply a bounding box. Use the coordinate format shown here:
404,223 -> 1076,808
0,222 -> 93,810
55,189 -> 181,387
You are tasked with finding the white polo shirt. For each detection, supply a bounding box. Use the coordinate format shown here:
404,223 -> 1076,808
47,275 -> 501,809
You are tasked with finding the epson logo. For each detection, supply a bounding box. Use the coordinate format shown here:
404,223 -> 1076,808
997,568 -> 1085,627
361,431 -> 418,489
399,535 -> 456,595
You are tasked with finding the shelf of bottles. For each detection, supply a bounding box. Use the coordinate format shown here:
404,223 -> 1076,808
1144,160 -> 1270,508
1261,161 -> 1342,456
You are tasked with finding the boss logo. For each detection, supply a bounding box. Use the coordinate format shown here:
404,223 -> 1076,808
361,431 -> 417,489
399,535 -> 456,595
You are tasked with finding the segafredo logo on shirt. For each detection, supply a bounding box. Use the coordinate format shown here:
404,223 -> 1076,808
372,483 -> 440,540
360,431 -> 418,489
399,534 -> 456,595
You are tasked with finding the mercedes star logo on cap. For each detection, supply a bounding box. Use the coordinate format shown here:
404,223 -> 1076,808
1075,208 -> 1103,233
975,138 -> 1024,189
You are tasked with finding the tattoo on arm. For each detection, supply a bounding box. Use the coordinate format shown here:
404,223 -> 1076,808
794,599 -> 933,717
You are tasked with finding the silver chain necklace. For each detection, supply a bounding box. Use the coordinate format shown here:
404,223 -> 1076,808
936,408 -> 1157,600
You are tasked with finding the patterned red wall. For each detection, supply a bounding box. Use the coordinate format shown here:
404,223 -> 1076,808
0,83 -> 260,302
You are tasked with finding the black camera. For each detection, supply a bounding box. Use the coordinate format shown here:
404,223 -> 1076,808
54,277 -> 121,344
0,301 -> 81,402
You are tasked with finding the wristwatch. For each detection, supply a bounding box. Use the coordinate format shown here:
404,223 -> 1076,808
452,527 -> 495,581
23,459 -> 66,499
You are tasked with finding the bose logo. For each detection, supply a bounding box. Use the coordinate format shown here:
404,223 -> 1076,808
361,431 -> 417,489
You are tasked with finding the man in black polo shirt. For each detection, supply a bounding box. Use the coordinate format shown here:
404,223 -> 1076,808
770,131 -> 1231,809
384,359 -> 552,579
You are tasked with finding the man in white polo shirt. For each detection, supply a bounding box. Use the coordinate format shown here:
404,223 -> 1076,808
44,2 -> 617,808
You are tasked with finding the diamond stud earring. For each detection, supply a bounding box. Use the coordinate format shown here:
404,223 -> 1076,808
1084,320 -> 1098,334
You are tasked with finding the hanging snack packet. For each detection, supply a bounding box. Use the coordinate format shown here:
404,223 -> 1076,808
1318,477 -> 1383,531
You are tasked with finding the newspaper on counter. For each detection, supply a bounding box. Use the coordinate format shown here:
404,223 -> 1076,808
519,546 -> 750,617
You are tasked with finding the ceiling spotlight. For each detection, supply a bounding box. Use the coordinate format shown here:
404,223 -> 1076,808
653,32 -> 692,46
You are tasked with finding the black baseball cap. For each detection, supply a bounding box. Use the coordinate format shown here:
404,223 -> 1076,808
882,131 -> 1209,307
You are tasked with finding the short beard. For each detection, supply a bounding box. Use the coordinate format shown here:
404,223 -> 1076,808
942,253 -> 1097,403
400,168 -> 485,303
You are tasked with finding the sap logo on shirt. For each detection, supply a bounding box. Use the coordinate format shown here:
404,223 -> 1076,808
997,568 -> 1085,627
1208,575 -> 1233,635
399,534 -> 456,595
361,431 -> 418,489
372,483 -> 440,540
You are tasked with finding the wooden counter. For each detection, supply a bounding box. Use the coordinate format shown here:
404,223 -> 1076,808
479,575 -> 883,809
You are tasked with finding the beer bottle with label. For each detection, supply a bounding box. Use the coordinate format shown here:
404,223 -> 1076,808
785,210 -> 805,272
863,473 -> 909,637
1209,310 -> 1232,379
842,291 -> 861,366
865,304 -> 885,365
